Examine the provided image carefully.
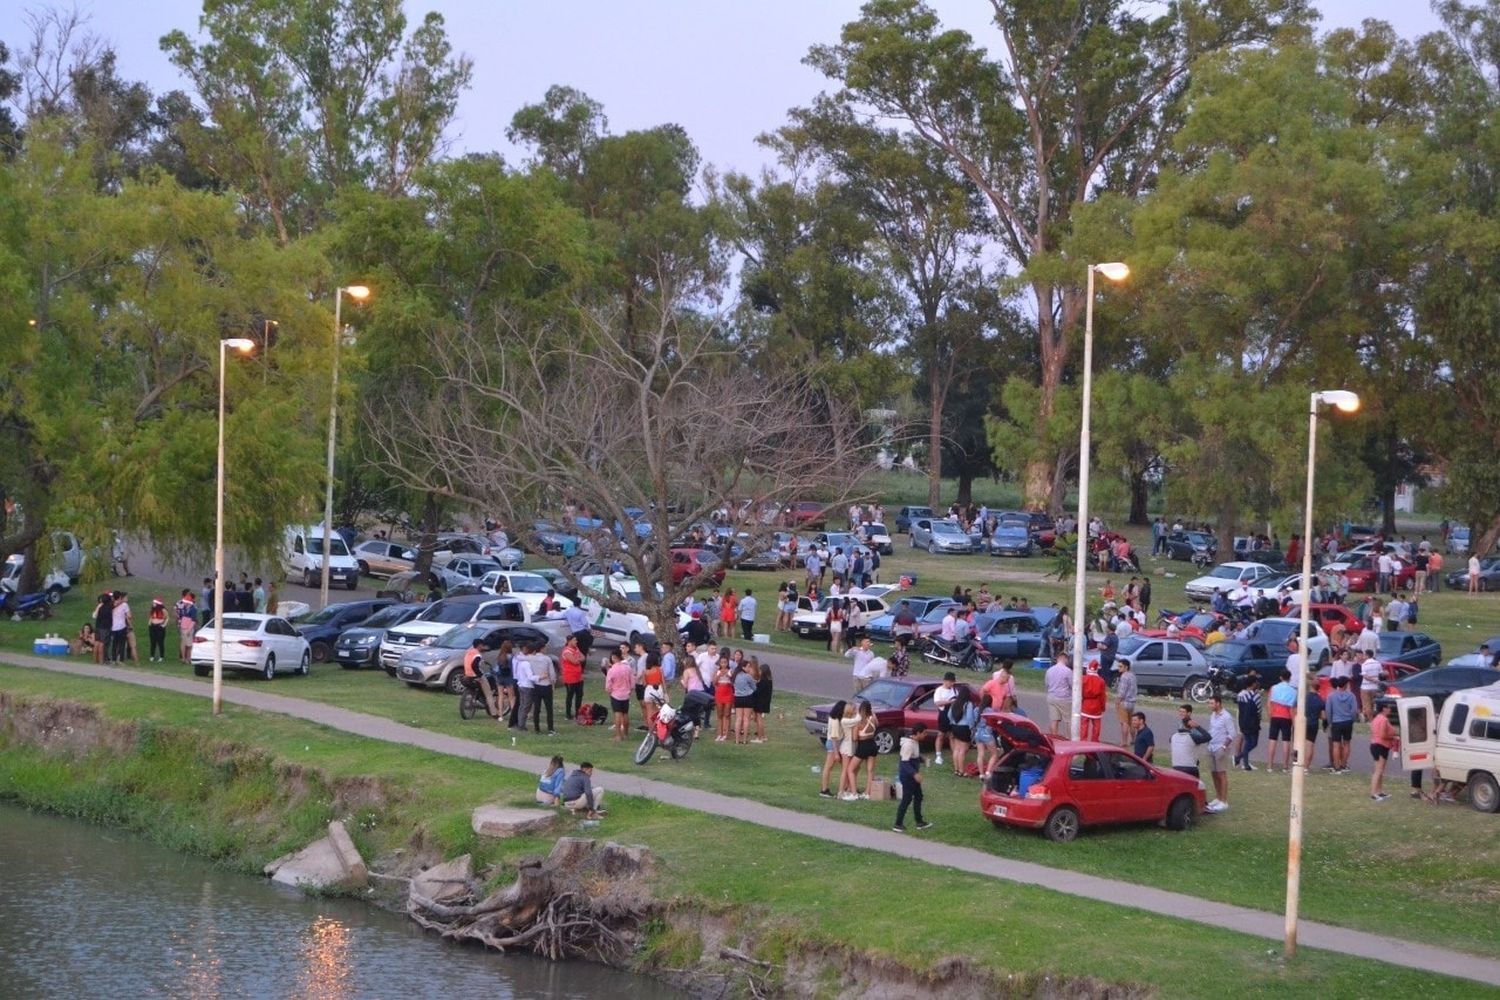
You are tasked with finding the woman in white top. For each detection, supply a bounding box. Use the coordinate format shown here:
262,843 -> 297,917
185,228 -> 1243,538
819,700 -> 848,797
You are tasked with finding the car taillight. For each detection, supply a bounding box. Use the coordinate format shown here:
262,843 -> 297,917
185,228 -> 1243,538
1026,785 -> 1051,801
1386,685 -> 1401,697
238,639 -> 263,647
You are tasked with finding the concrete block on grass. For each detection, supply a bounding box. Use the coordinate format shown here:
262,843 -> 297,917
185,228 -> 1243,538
471,804 -> 557,839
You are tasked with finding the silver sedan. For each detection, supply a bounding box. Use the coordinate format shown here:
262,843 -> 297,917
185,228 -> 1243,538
908,518 -> 977,555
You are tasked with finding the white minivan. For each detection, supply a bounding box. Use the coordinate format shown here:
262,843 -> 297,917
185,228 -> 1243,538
282,526 -> 360,590
1399,682 -> 1500,814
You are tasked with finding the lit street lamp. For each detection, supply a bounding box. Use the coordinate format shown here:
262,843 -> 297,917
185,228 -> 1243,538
1284,388 -> 1359,956
213,337 -> 256,716
1070,261 -> 1130,739
321,285 -> 370,608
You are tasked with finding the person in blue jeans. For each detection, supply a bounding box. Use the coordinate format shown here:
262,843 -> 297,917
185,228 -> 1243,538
893,724 -> 933,833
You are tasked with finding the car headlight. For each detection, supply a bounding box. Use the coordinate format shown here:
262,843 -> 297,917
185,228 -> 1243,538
354,635 -> 377,645
420,637 -> 436,646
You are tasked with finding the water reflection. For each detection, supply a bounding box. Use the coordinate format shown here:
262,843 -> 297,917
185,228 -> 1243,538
0,804 -> 679,999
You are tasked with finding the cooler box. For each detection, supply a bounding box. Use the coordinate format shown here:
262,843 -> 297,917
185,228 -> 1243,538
33,637 -> 69,657
1030,656 -> 1050,670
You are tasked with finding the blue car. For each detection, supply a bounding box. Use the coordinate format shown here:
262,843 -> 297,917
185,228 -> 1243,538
531,521 -> 581,557
1378,630 -> 1442,670
988,521 -> 1034,557
865,595 -> 951,642
972,611 -> 1049,660
295,598 -> 397,663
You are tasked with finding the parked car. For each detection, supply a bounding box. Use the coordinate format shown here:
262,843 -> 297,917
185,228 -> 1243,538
1377,665 -> 1500,714
436,554 -> 503,585
1316,659 -> 1419,702
1375,630 -> 1442,670
476,570 -> 575,615
1447,556 -> 1500,591
979,713 -> 1205,842
1235,617 -> 1330,666
575,573 -> 687,648
2,554 -> 70,604
531,567 -> 581,605
282,525 -> 360,590
1398,682 -> 1500,813
527,521 -> 581,557
909,518 -> 977,554
894,506 -> 935,534
1004,510 -> 1057,549
670,547 -> 725,587
971,611 -> 1050,660
791,591 -> 891,639
336,604 -> 426,671
1203,639 -> 1294,696
1184,562 -> 1279,602
781,502 -> 827,530
294,598 -> 396,663
1246,573 -> 1309,607
380,595 -> 532,672
1163,530 -> 1216,563
803,678 -> 955,755
1230,538 -> 1284,567
864,595 -> 952,643
1304,603 -> 1365,640
988,519 -> 1034,558
191,613 -> 311,680
1447,526 -> 1471,555
351,539 -> 417,578
1115,635 -> 1211,697
395,621 -> 553,693
810,532 -> 876,564
856,522 -> 894,556
1333,554 -> 1415,593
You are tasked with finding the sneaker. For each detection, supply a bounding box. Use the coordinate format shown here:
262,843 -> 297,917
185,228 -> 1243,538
1206,799 -> 1222,812
934,754 -> 943,765
548,730 -> 557,736
892,824 -> 907,833
840,793 -> 858,801
750,738 -> 764,744
1324,765 -> 1338,772
858,793 -> 869,800
1372,793 -> 1390,802
1215,801 -> 1229,812
819,789 -> 833,798
916,821 -> 933,830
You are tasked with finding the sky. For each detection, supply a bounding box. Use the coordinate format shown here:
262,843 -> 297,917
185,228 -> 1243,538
43,0 -> 1448,181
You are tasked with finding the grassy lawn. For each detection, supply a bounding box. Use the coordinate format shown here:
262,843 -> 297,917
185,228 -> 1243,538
0,665 -> 1490,998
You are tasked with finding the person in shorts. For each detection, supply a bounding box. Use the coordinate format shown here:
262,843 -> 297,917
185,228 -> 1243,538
1044,653 -> 1072,736
932,672 -> 958,765
1266,665 -> 1298,772
1325,675 -> 1359,773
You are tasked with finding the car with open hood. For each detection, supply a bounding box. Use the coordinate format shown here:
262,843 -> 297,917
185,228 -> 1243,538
979,713 -> 1206,842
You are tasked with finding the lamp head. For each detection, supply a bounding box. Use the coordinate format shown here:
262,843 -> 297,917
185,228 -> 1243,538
343,285 -> 371,300
1093,261 -> 1130,282
1315,390 -> 1360,414
223,338 -> 255,353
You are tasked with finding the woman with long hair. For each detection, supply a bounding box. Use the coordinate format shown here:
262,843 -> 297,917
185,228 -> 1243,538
732,657 -> 759,744
819,699 -> 847,797
752,659 -> 773,742
849,700 -> 880,798
713,655 -> 735,742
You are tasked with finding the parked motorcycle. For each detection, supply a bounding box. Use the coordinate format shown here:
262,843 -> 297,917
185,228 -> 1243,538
0,579 -> 53,621
921,634 -> 992,671
633,691 -> 712,765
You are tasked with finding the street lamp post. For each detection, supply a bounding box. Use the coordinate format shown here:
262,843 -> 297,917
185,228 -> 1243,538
213,337 -> 256,716
1070,261 -> 1130,739
320,285 -> 369,608
1284,388 -> 1359,956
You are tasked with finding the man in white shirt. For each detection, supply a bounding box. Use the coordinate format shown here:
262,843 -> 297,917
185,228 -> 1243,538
846,638 -> 877,693
1386,595 -> 1407,631
940,608 -> 958,643
510,647 -> 536,732
1359,652 -> 1383,719
1378,552 -> 1395,593
932,672 -> 959,764
1205,695 -> 1237,813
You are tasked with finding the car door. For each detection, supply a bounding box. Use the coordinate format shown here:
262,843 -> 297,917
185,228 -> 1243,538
1062,752 -> 1113,823
1132,641 -> 1167,687
267,618 -> 297,664
1097,751 -> 1161,822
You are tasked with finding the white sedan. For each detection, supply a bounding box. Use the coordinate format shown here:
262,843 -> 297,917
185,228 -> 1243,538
191,613 -> 311,680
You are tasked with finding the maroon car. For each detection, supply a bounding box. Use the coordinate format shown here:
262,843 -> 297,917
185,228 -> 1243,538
781,501 -> 828,530
803,677 -> 978,754
670,547 -> 726,587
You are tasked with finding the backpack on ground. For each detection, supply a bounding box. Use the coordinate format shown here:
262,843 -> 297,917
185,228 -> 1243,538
575,703 -> 608,726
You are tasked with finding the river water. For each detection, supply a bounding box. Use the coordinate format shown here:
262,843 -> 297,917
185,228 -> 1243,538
0,804 -> 679,999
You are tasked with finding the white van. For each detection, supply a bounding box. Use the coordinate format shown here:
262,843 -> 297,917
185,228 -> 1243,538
576,573 -> 687,646
1399,682 -> 1500,813
282,526 -> 360,590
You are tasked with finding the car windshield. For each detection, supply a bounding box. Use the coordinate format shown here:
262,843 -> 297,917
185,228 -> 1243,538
906,508 -> 933,517
361,605 -> 410,628
857,680 -> 911,707
921,605 -> 956,623
419,601 -> 478,625
434,624 -> 490,649
206,616 -> 260,632
1118,635 -> 1153,656
1184,532 -> 1211,544
996,523 -> 1028,535
503,573 -> 551,593
302,604 -> 348,625
865,523 -> 888,535
1208,565 -> 1246,579
931,521 -> 965,536
305,536 -> 349,556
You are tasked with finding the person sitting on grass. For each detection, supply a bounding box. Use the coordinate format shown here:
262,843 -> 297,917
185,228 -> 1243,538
536,755 -> 566,806
71,623 -> 97,657
560,762 -> 605,819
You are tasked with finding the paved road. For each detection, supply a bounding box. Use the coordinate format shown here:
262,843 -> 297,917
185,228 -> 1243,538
4,650 -> 1497,988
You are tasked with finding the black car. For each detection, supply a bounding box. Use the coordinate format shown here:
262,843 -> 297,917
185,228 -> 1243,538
1204,640 -> 1288,693
1376,631 -> 1442,671
894,506 -> 935,534
335,603 -> 426,669
1375,665 -> 1500,713
1445,557 -> 1500,591
295,598 -> 397,663
1164,531 -> 1216,562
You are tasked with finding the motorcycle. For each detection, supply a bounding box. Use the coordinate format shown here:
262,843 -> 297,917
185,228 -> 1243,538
634,690 -> 712,765
1191,550 -> 1214,570
921,634 -> 992,671
0,579 -> 53,621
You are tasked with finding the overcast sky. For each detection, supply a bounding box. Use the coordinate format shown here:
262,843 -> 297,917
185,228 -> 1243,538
55,1 -> 1447,179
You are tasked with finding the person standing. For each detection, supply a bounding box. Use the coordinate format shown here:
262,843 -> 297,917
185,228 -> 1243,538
738,588 -> 757,641
846,637 -> 877,695
1114,659 -> 1137,745
1131,711 -> 1155,763
511,643 -> 536,733
932,672 -> 959,765
752,660 -> 773,743
1267,662 -> 1299,772
1079,663 -> 1107,741
1428,550 -> 1442,592
252,578 -> 267,615
560,634 -> 586,721
147,598 -> 168,663
1413,549 -> 1429,596
1234,675 -> 1263,771
1470,552 -> 1482,594
1326,676 -> 1359,774
732,657 -> 758,745
563,600 -> 592,656
1369,702 -> 1401,801
174,589 -> 198,663
604,651 -> 634,742
110,592 -> 132,664
1170,704 -> 1208,778
1205,695 -> 1235,813
1044,653 -> 1072,737
718,588 -> 737,640
528,642 -> 556,735
892,723 -> 933,833
819,699 -> 847,798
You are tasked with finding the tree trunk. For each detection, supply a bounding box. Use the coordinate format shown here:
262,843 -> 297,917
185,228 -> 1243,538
1216,493 -> 1238,561
1128,469 -> 1149,525
413,492 -> 441,576
927,387 -> 943,510
1473,512 -> 1500,565
1028,296 -> 1069,512
955,472 -> 975,507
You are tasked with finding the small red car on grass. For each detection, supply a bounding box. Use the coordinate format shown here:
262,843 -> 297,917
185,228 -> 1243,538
803,677 -> 977,755
979,713 -> 1205,842
669,547 -> 725,587
1338,555 -> 1415,593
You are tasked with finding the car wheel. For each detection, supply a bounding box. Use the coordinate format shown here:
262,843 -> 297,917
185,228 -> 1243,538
445,669 -> 467,696
310,640 -> 331,663
909,534 -> 916,548
298,650 -> 310,676
1184,676 -> 1213,703
927,542 -> 938,555
1470,771 -> 1500,814
1043,806 -> 1080,843
193,663 -> 209,677
357,560 -> 370,577
303,569 -> 316,588
262,653 -> 276,681
874,729 -> 897,755
346,576 -> 359,591
46,585 -> 64,606
1166,795 -> 1196,831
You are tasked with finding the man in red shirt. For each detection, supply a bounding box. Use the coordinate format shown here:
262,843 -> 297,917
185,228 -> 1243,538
560,634 -> 587,721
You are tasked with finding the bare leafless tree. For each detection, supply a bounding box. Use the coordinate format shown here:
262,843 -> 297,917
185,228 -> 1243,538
366,292 -> 881,641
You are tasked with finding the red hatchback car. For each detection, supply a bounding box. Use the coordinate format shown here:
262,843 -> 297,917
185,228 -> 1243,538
670,547 -> 726,587
979,714 -> 1206,842
1339,555 -> 1415,593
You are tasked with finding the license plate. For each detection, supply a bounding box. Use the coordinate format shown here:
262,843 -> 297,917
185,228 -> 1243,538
991,805 -> 1007,818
